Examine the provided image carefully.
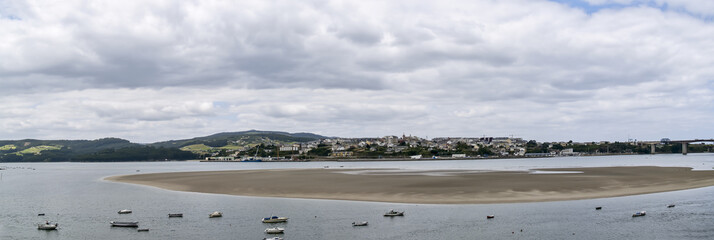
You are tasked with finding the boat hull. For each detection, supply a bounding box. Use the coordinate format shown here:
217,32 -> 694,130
37,224 -> 58,230
110,221 -> 139,227
265,227 -> 285,234
262,217 -> 288,223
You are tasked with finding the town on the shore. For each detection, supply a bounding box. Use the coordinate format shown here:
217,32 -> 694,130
204,135 -> 713,162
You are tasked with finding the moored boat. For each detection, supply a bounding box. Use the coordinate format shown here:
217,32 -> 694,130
110,221 -> 139,227
209,211 -> 222,218
384,209 -> 404,216
168,213 -> 183,218
262,216 -> 288,223
352,221 -> 368,226
632,211 -> 646,217
137,228 -> 149,232
263,237 -> 283,240
117,209 -> 132,214
37,222 -> 58,230
264,227 -> 285,234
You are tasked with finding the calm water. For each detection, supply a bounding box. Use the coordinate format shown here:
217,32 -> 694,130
1,154 -> 713,240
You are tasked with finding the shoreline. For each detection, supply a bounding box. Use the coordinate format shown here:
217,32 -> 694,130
106,166 -> 714,204
201,153 -> 641,162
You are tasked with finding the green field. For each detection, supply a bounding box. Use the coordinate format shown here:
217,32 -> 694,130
16,145 -> 62,155
0,145 -> 17,151
218,145 -> 246,151
180,144 -> 213,153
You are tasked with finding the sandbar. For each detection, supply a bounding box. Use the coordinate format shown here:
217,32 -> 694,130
105,166 -> 714,204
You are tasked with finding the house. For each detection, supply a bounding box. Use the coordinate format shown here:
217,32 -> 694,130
279,146 -> 299,151
204,156 -> 235,161
330,151 -> 353,157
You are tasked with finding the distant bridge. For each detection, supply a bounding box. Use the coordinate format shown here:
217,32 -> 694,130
641,139 -> 714,155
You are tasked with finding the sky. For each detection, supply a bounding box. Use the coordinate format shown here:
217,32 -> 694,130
1,0 -> 713,143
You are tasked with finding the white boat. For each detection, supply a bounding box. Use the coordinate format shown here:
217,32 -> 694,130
262,216 -> 288,223
209,211 -> 222,218
37,222 -> 58,230
110,221 -> 139,227
264,227 -> 285,234
352,221 -> 368,226
117,209 -> 132,214
632,211 -> 646,217
384,209 -> 404,216
168,213 -> 183,218
263,237 -> 283,240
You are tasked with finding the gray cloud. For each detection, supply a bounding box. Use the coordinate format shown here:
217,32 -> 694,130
1,0 -> 713,142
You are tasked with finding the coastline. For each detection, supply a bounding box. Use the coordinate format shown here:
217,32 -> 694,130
106,166 -> 714,204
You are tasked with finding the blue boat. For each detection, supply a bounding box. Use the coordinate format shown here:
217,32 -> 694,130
262,216 -> 288,223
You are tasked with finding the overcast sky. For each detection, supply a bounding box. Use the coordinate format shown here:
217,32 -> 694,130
1,0 -> 713,143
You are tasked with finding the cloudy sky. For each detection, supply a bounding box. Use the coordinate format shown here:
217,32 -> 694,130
1,0 -> 713,143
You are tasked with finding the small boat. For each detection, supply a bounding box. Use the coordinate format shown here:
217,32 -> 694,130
137,228 -> 149,232
264,227 -> 285,234
667,204 -> 675,208
38,213 -> 45,216
209,211 -> 222,218
384,209 -> 404,216
262,216 -> 288,223
110,221 -> 139,227
37,222 -> 58,230
263,237 -> 283,240
486,215 -> 495,219
352,221 -> 368,226
168,213 -> 183,218
632,211 -> 646,217
117,209 -> 132,214
595,207 -> 602,210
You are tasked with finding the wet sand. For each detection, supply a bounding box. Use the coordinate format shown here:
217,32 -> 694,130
105,166 -> 714,204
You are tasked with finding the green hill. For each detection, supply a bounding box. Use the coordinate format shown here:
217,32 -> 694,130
150,130 -> 326,149
0,138 -> 195,162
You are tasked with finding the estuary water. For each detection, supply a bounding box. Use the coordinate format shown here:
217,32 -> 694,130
1,154 -> 713,240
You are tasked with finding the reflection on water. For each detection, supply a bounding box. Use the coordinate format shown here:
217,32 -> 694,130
0,153 -> 713,239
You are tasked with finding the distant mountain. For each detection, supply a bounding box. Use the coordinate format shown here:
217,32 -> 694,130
149,130 -> 328,148
0,130 -> 329,162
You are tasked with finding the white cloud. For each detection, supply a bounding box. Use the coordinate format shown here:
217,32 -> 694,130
0,0 -> 713,142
